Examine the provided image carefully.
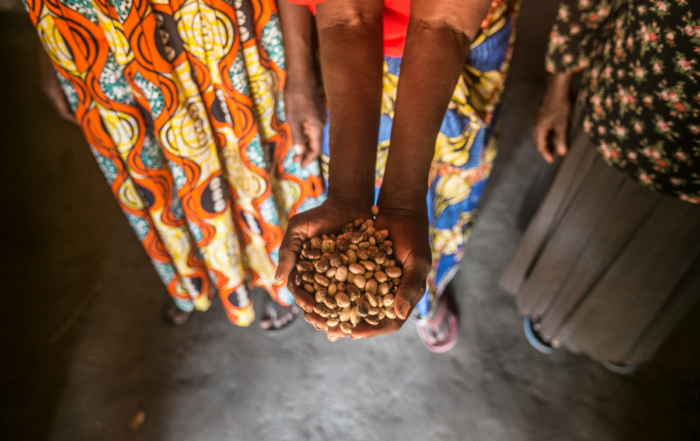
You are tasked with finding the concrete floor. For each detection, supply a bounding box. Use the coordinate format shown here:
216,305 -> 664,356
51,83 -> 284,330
1,3 -> 699,441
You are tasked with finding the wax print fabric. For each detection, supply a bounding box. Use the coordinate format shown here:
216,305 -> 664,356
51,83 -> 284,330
24,0 -> 325,326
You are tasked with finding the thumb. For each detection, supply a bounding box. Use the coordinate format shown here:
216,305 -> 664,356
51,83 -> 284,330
275,221 -> 305,283
393,262 -> 429,320
553,121 -> 569,157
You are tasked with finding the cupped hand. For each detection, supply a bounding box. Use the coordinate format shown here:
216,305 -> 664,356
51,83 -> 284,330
284,81 -> 325,167
321,206 -> 432,342
276,197 -> 372,319
532,73 -> 573,163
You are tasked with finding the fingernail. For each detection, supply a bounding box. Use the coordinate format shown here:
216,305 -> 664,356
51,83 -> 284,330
399,302 -> 410,320
303,305 -> 313,313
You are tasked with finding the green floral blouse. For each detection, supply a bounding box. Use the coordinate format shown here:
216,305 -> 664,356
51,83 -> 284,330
546,0 -> 700,203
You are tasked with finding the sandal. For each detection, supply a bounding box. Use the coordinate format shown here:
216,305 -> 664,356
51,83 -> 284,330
415,294 -> 459,353
163,303 -> 194,326
523,315 -> 555,354
259,292 -> 301,336
601,359 -> 642,374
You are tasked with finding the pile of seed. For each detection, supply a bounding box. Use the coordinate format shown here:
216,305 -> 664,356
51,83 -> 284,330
295,218 -> 402,334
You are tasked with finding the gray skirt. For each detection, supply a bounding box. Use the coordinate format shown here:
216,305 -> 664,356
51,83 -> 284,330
500,121 -> 700,365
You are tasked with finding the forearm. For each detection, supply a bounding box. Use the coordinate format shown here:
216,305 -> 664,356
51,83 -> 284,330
316,1 -> 384,208
278,0 -> 316,86
378,0 -> 491,211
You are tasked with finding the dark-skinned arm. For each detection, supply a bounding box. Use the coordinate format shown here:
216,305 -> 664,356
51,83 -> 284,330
278,0 -> 325,166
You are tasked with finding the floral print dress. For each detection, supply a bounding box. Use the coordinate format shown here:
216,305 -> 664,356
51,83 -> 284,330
546,0 -> 700,203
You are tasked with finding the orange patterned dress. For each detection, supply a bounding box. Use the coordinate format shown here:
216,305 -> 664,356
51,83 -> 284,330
24,0 -> 325,325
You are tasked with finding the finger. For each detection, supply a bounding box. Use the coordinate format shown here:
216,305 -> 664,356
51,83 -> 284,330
393,263 -> 429,321
288,116 -> 308,162
303,311 -> 328,331
300,121 -> 323,168
327,325 -> 349,341
351,317 -> 403,339
275,219 -> 305,282
287,269 -> 315,313
553,121 -> 569,157
50,89 -> 78,125
532,121 -> 554,163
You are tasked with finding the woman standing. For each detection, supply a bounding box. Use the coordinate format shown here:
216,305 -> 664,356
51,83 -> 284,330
30,0 -> 325,330
501,0 -> 700,370
276,0 -> 519,351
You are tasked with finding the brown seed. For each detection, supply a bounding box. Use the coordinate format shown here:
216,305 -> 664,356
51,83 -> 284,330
353,219 -> 364,229
335,292 -> 351,308
341,254 -> 350,266
302,272 -> 315,283
383,240 -> 393,248
357,248 -> 371,260
337,282 -> 346,292
314,274 -> 330,287
378,308 -> 386,320
349,232 -> 363,244
378,283 -> 390,295
384,306 -> 396,319
295,273 -> 303,286
386,259 -> 397,268
379,230 -> 389,239
321,239 -> 336,254
361,260 -> 376,271
359,223 -> 368,232
371,205 -> 379,216
364,271 -> 374,280
324,297 -> 337,309
314,282 -> 320,290
348,244 -> 359,250
310,237 -> 322,250
329,309 -> 339,318
339,306 -> 352,322
374,231 -> 384,244
346,285 -> 361,301
349,263 -> 365,275
353,275 -> 366,289
365,279 -> 378,295
304,283 -> 315,293
358,242 -> 370,249
383,294 -> 395,307
350,306 -> 362,326
335,266 -> 348,282
296,261 -> 314,272
365,227 -> 376,236
368,307 -> 379,316
302,249 -> 321,260
346,273 -> 355,284
314,259 -> 330,273
328,283 -> 337,295
315,287 -> 328,303
357,300 -> 370,317
379,245 -> 393,256
329,254 -> 341,267
364,316 -> 379,326
340,322 -> 353,333
346,249 -> 357,264
369,237 -> 377,246
386,267 -> 402,278
321,253 -> 331,260
374,252 -> 387,265
325,267 -> 337,279
365,291 -> 378,307
303,240 -> 311,250
366,219 -> 374,228
336,238 -> 349,252
374,271 -> 388,283
342,223 -> 354,233
327,317 -> 339,327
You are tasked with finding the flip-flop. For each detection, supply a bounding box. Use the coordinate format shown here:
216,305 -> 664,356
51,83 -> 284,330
601,359 -> 642,374
523,315 -> 555,354
415,295 -> 459,354
260,293 -> 301,336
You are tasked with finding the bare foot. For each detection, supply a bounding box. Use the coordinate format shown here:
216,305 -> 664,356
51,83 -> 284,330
259,294 -> 300,332
164,303 -> 193,326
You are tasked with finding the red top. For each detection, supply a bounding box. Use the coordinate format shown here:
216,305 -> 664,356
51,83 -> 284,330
287,0 -> 410,57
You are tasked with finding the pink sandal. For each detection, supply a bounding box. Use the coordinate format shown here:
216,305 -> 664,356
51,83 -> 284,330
415,295 -> 459,353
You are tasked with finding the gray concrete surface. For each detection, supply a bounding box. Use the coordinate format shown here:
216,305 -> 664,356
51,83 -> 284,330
1,2 -> 699,440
